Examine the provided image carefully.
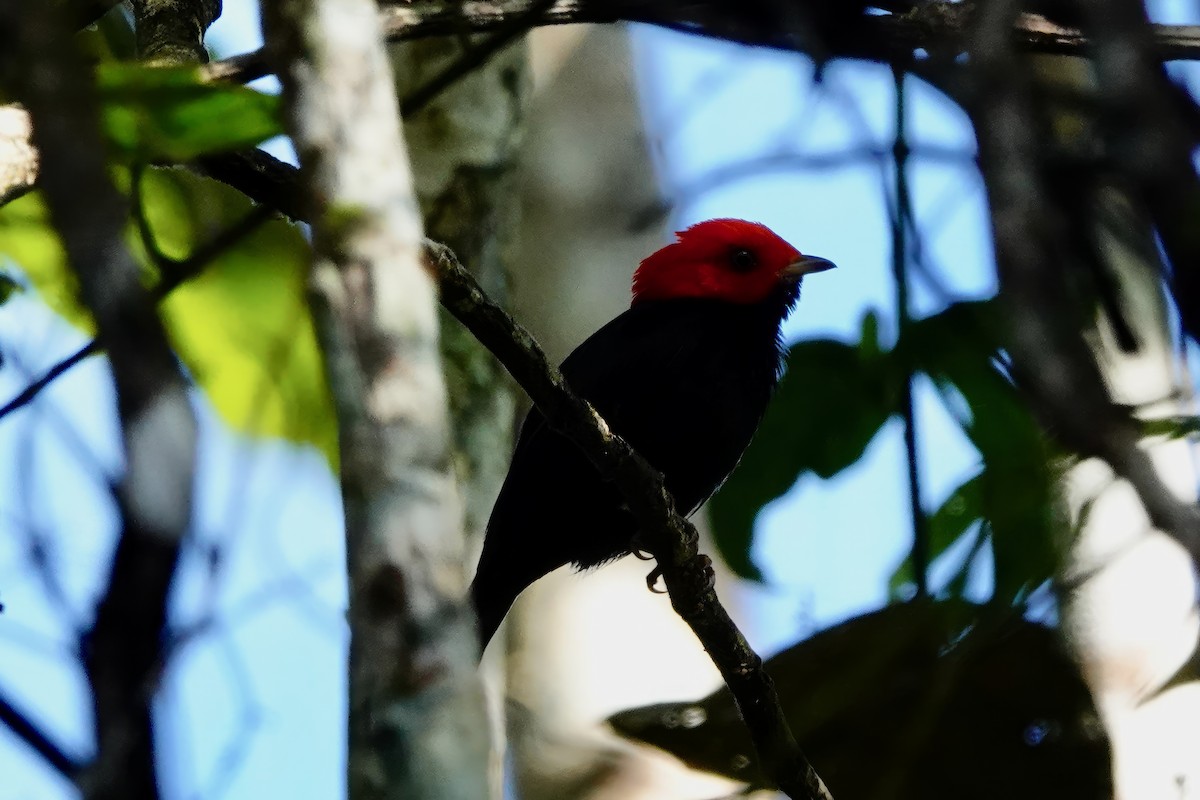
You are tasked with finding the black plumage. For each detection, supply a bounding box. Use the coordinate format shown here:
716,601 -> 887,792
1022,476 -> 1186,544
471,287 -> 798,646
469,219 -> 834,646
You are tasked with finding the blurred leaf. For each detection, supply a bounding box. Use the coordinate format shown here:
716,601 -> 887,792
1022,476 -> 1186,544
944,522 -> 990,598
610,601 -> 1110,800
0,273 -> 24,305
858,308 -> 882,361
0,193 -> 90,330
0,169 -> 336,467
710,298 -> 1060,592
142,169 -> 336,465
97,64 -> 280,160
903,301 -> 1059,601
890,472 -> 983,596
1141,415 -> 1200,440
709,335 -> 900,579
75,4 -> 137,62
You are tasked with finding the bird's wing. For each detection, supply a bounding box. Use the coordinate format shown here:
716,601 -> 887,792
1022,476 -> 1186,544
507,304 -> 694,464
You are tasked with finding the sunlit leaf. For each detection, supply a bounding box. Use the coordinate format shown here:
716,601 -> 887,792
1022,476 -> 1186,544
1141,415 -> 1200,440
0,192 -> 90,330
141,169 -> 336,465
97,64 -> 281,160
0,169 -> 336,467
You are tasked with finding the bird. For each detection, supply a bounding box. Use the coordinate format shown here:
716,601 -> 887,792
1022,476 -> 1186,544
470,219 -> 835,647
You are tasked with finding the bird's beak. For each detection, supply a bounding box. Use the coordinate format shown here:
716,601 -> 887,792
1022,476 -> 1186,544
781,255 -> 837,281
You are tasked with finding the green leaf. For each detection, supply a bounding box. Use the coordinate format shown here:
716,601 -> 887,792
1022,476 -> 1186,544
903,301 -> 1059,601
890,472 -> 984,597
858,308 -> 883,361
0,168 -> 336,468
0,193 -> 90,330
709,297 -> 1061,594
1141,415 -> 1200,440
97,64 -> 281,160
943,523 -> 989,598
709,335 -> 900,579
140,169 -> 336,466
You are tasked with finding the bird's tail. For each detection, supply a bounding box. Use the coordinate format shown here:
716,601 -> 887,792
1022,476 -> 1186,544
470,557 -> 539,650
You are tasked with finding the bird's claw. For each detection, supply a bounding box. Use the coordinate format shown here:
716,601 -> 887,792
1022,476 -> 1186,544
632,547 -> 654,561
645,565 -> 666,594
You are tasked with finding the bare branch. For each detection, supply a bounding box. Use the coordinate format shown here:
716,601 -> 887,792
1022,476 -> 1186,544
0,686 -> 82,779
0,195 -> 273,422
128,0 -> 221,64
200,1 -> 1200,86
190,121 -> 836,800
427,243 -> 834,800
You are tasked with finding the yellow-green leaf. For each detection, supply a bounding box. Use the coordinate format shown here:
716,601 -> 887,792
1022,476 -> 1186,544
0,168 -> 336,467
98,64 -> 281,160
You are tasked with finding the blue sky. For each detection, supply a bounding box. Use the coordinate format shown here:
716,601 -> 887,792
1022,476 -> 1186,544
3,3 -> 1197,798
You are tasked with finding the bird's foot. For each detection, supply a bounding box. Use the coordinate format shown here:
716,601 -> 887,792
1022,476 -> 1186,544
643,554 -> 714,594
631,540 -> 667,592
645,564 -> 666,594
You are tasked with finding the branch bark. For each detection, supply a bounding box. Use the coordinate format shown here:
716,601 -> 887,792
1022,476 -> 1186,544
260,0 -> 489,798
0,4 -> 198,800
129,0 -> 221,64
427,243 -> 833,800
200,1 -> 1200,86
6,2 -> 1200,205
388,20 -> 527,577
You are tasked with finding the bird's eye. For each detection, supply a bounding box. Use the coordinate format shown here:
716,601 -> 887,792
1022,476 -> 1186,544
730,248 -> 757,272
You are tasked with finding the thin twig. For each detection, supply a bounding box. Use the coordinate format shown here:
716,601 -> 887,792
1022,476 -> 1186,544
892,66 -> 928,598
0,203 -> 272,423
198,2 -> 1200,86
399,0 -> 556,116
427,242 -> 834,800
0,686 -> 82,778
0,341 -> 101,421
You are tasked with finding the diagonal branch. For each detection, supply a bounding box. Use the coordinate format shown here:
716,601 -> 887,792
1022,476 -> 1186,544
426,242 -> 834,800
0,686 -> 83,779
0,203 -> 274,422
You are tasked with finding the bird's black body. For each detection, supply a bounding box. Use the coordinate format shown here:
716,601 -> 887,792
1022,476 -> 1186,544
471,284 -> 799,645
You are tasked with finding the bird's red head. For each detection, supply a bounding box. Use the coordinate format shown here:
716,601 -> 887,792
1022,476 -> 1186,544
631,219 -> 835,306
